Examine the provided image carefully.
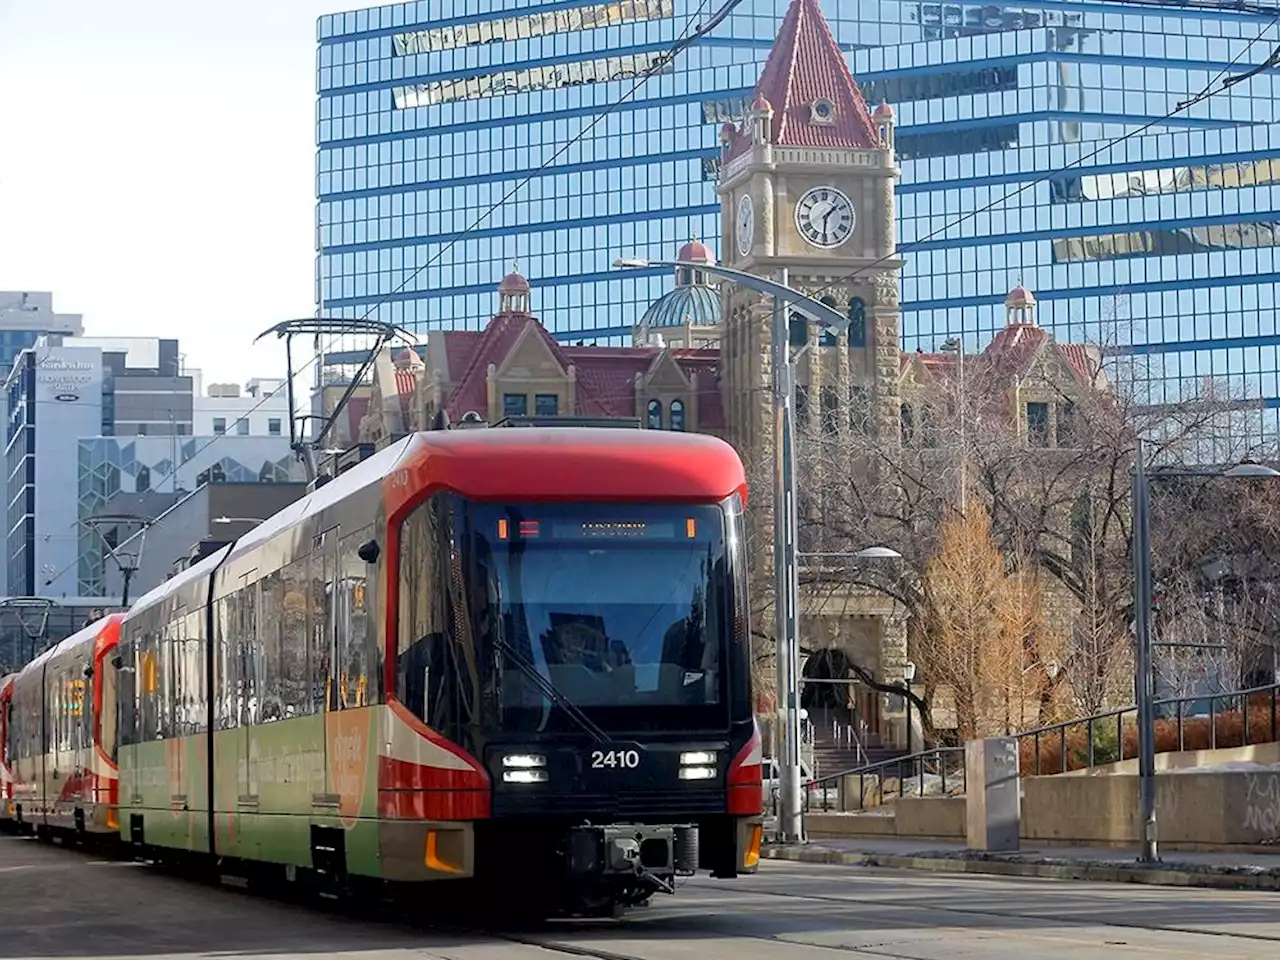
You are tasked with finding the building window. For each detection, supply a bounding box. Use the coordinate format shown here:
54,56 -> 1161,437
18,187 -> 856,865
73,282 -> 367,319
670,399 -> 686,432
136,423 -> 148,436
821,386 -> 840,435
136,465 -> 150,493
819,296 -> 839,347
535,394 -> 559,417
213,417 -> 226,435
503,393 -> 527,418
268,418 -> 282,436
1026,402 -> 1050,447
901,403 -> 915,443
1058,402 -> 1077,447
848,298 -> 867,349
236,419 -> 250,436
647,399 -> 662,429
849,385 -> 868,433
795,384 -> 810,428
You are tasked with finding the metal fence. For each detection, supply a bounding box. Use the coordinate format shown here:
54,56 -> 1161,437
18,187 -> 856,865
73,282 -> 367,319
1016,679 -> 1280,776
786,746 -> 967,813
768,678 -> 1280,817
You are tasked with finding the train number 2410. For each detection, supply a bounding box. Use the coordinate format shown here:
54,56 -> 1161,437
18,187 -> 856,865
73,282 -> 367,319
591,749 -> 641,769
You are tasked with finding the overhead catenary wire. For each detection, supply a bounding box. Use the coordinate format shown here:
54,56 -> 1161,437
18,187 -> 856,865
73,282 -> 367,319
802,10 -> 1280,306
40,0 -> 744,598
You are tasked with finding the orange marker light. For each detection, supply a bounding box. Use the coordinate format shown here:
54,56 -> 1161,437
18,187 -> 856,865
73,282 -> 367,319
497,519 -> 509,540
745,823 -> 763,869
686,518 -> 697,539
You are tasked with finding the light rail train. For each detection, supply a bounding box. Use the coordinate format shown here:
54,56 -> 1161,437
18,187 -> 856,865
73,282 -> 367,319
2,428 -> 763,915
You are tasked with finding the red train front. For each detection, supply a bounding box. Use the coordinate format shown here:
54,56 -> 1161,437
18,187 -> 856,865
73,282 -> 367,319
383,427 -> 763,912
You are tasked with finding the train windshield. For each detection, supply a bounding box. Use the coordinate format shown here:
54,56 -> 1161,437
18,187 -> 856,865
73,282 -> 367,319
474,502 -> 732,735
397,495 -> 745,739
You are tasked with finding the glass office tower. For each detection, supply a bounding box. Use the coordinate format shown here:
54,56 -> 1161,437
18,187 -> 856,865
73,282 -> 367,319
316,0 -> 1280,421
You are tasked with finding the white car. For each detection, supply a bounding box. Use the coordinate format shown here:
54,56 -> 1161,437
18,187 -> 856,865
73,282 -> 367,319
762,758 -> 842,811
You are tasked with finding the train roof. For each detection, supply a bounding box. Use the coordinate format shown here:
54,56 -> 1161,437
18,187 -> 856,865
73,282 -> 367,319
14,614 -> 123,681
127,541 -> 233,619
121,428 -> 747,615
387,428 -> 747,508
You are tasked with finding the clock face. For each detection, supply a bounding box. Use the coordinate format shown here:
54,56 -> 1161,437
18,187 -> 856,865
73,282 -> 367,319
795,186 -> 856,249
737,194 -> 755,257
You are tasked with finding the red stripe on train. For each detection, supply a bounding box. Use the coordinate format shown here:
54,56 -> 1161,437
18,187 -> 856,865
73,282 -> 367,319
377,756 -> 490,820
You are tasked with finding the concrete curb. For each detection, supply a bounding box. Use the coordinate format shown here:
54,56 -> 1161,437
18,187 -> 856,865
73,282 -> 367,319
762,845 -> 1280,891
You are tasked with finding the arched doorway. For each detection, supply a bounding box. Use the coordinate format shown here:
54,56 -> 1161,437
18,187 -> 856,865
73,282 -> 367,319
801,647 -> 882,751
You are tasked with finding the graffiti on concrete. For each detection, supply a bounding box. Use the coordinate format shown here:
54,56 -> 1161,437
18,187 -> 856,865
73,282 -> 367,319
1244,773 -> 1280,838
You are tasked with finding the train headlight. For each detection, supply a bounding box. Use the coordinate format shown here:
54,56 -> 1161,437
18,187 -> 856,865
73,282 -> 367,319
502,769 -> 549,784
679,751 -> 717,766
679,766 -> 717,780
502,753 -> 546,768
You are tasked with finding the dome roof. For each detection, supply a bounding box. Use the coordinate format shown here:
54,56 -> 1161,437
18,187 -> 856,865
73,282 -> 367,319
873,100 -> 894,120
498,271 -> 530,295
639,284 -> 722,330
752,93 -> 773,113
1005,284 -> 1036,310
677,239 -> 715,265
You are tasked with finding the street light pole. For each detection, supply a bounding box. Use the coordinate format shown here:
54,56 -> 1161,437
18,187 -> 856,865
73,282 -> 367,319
771,267 -> 804,844
616,257 -> 850,845
1130,446 -> 1280,864
1132,437 -> 1158,863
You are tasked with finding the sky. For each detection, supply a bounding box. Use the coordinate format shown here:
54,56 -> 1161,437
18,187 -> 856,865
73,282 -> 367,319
0,0 -> 350,386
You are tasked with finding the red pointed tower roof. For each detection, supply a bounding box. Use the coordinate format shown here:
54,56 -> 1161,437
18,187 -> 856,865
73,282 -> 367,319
730,0 -> 877,158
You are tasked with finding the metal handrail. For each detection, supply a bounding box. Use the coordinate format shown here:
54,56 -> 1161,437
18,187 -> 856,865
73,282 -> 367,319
1016,678 -> 1280,776
801,745 -> 967,813
786,678 -> 1280,815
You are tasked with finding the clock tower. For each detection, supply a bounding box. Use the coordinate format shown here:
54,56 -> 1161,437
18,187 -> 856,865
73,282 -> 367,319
717,0 -> 908,737
718,0 -> 902,506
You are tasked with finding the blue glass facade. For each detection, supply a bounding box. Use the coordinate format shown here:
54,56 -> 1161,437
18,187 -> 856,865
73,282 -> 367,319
317,0 -> 1280,421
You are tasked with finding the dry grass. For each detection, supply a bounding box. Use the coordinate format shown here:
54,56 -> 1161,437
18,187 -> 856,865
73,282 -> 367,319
1018,694 -> 1280,776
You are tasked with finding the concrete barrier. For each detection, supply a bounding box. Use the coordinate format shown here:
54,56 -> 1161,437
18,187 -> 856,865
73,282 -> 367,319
808,798 -> 966,840
1023,769 -> 1280,848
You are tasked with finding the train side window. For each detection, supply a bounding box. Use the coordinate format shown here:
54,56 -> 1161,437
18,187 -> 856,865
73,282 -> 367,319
140,627 -> 161,741
312,533 -> 337,713
258,571 -> 284,722
338,525 -> 376,709
186,610 -> 207,733
118,631 -> 138,747
213,597 -> 233,730
280,558 -> 312,717
397,499 -> 456,734
239,575 -> 260,727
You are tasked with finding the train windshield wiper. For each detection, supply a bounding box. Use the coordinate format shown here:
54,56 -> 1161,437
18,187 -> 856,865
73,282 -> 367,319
493,635 -> 609,744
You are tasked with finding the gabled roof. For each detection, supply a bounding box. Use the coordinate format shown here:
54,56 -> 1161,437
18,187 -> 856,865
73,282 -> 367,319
727,0 -> 878,160
445,311 -> 574,420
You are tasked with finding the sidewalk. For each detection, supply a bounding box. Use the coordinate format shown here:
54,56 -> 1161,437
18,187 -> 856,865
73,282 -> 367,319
762,836 -> 1280,891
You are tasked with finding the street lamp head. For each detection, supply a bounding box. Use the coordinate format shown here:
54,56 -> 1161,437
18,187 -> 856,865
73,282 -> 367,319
855,546 -> 903,560
1222,461 -> 1280,479
213,516 -> 265,525
614,258 -> 650,269
903,660 -> 917,682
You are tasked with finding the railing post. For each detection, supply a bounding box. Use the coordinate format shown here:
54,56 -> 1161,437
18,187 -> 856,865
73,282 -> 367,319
1177,701 -> 1184,752
1034,731 -> 1041,775
1060,726 -> 1067,773
1272,687 -> 1277,743
1118,712 -> 1124,762
1244,693 -> 1251,747
1211,697 -> 1217,751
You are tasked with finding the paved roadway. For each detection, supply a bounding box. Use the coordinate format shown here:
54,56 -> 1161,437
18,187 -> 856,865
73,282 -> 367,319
4,834 -> 1280,959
